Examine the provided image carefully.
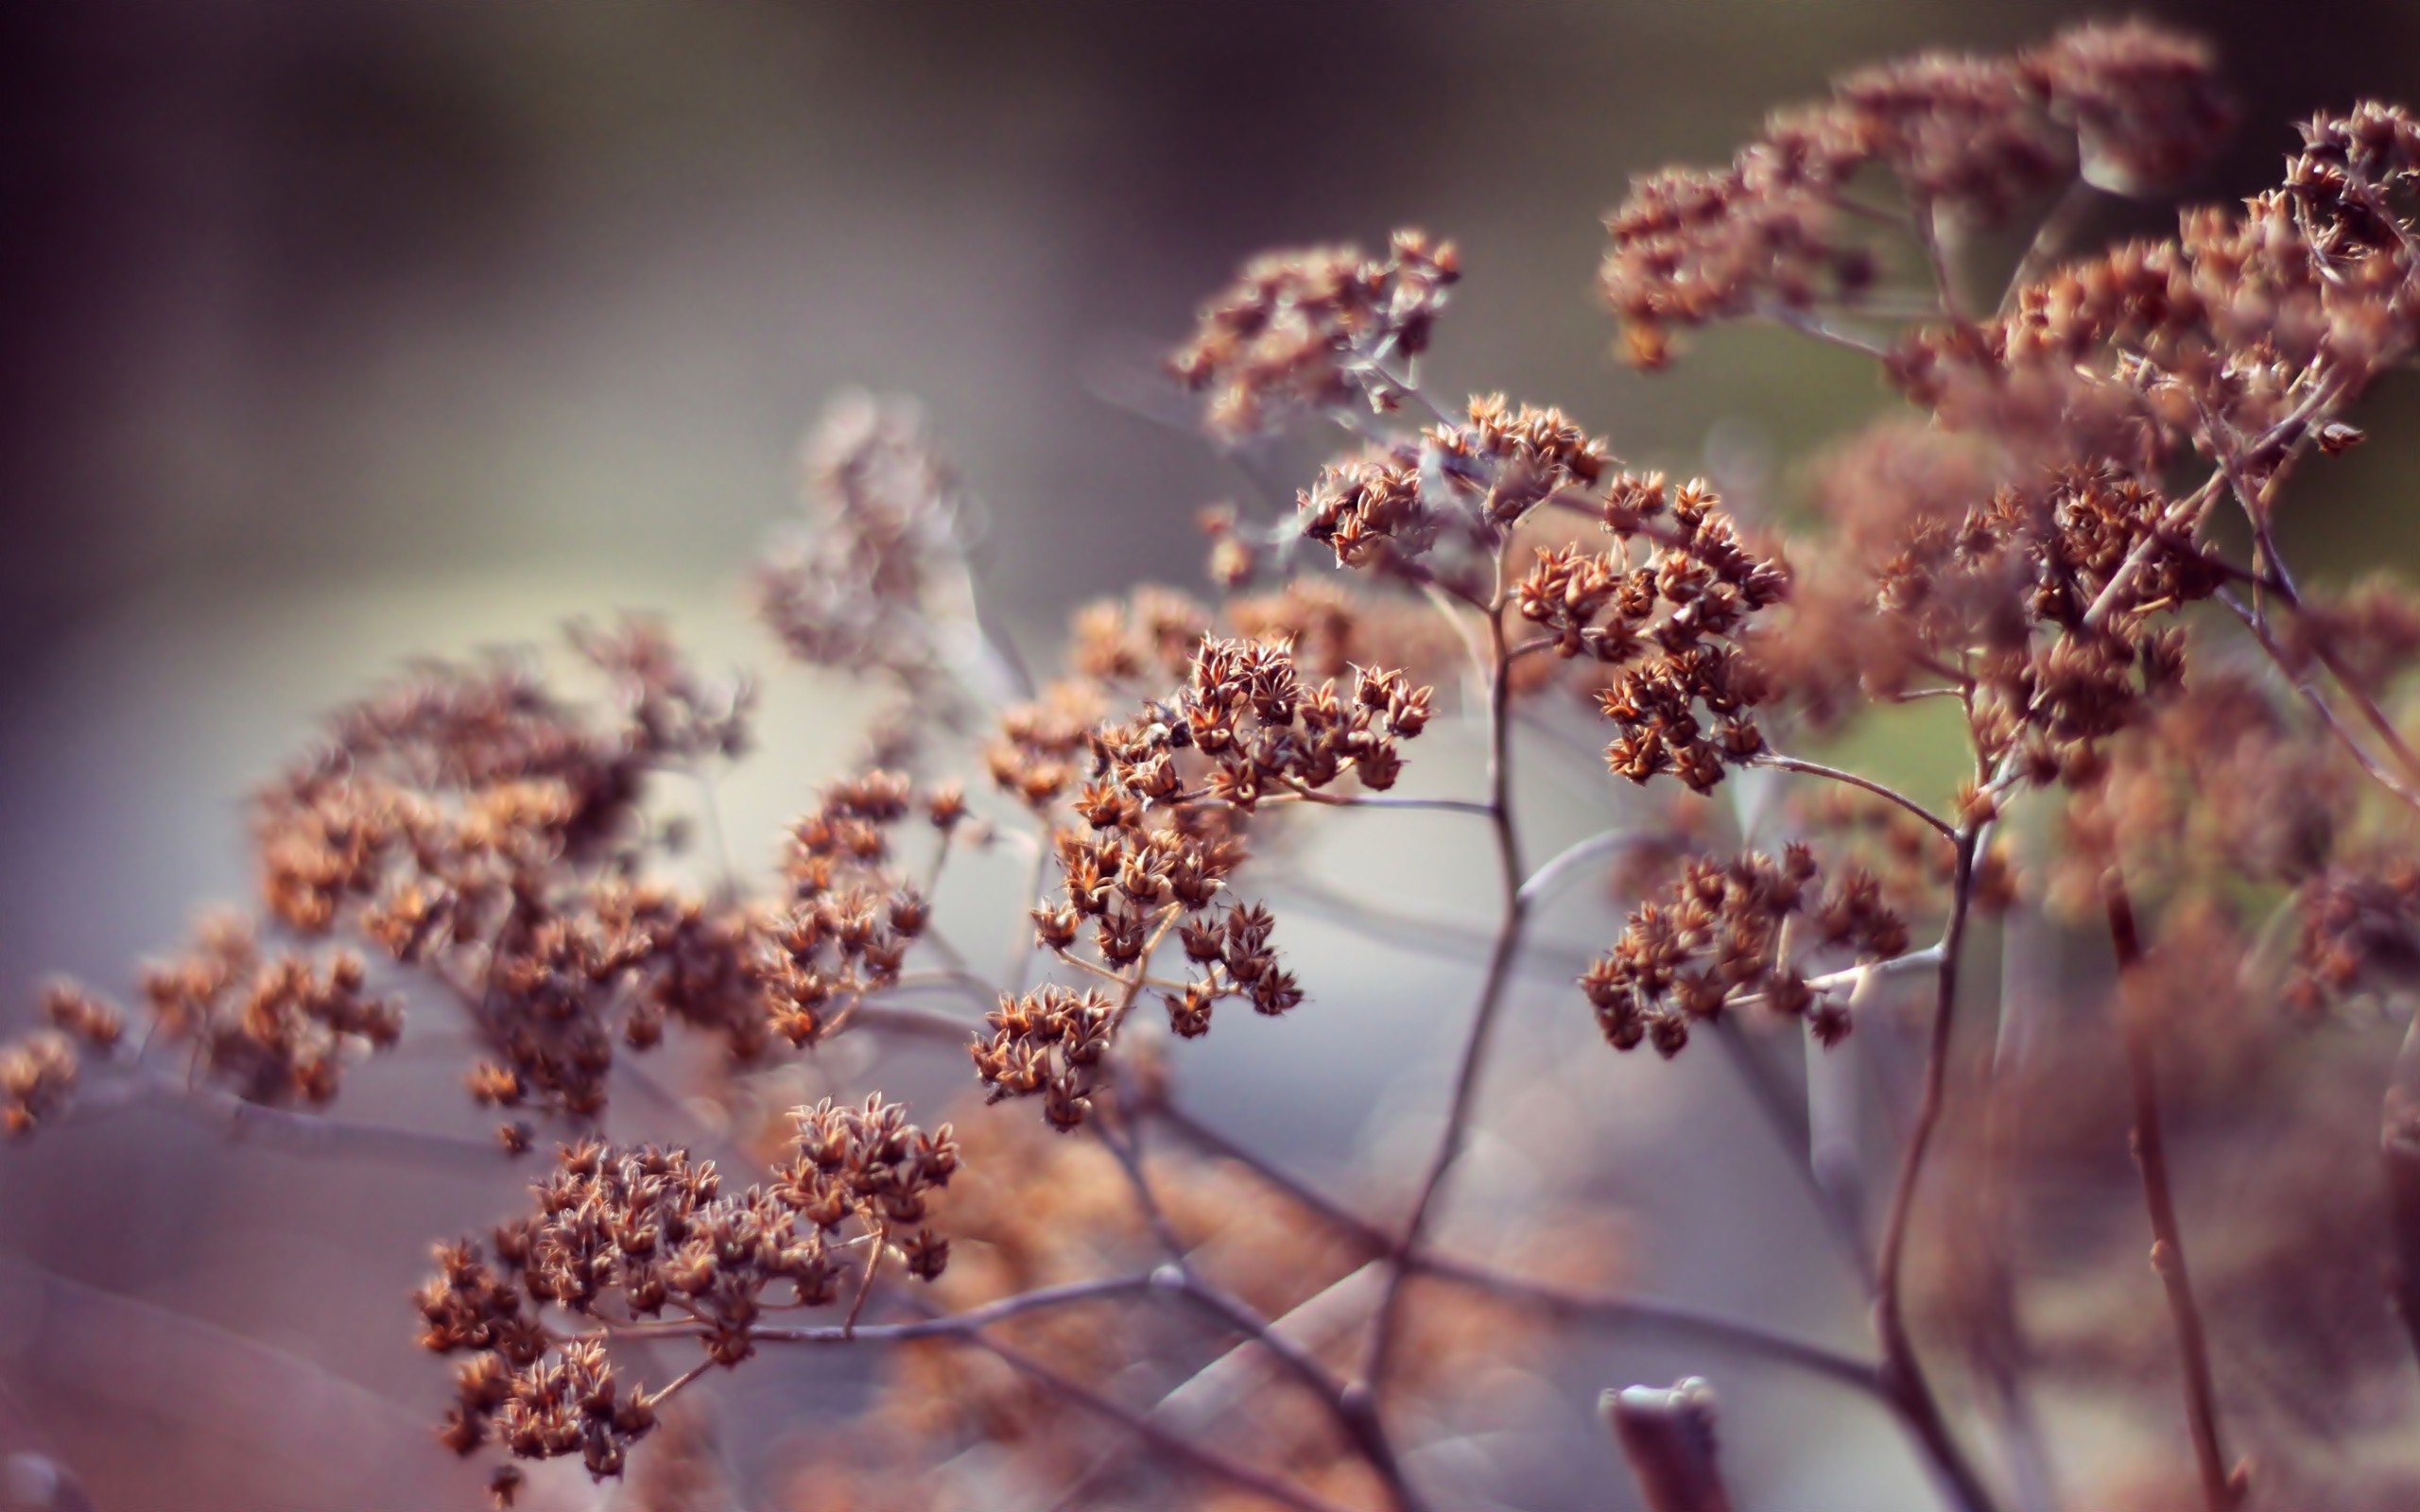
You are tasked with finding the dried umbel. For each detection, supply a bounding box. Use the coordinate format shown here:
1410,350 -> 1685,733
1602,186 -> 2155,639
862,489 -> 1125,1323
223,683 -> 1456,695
0,1031 -> 76,1138
756,394 -> 975,682
1171,229 -> 1459,438
1552,472 -> 1789,793
997,636 -> 1433,1128
1580,848 -> 1907,1056
11,916 -> 405,1129
757,768 -> 943,1044
1601,20 -> 2230,365
423,1100 -> 955,1485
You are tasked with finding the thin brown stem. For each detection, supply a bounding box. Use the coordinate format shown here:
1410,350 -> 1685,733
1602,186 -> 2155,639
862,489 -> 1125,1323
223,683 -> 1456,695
1151,1099 -> 1886,1397
1999,178 -> 2096,315
973,1332 -> 1361,1512
1270,781 -> 1494,816
1167,1274 -> 1426,1512
2105,877 -> 2240,1512
1871,827 -> 2005,1512
1757,752 -> 1959,841
742,1273 -> 1161,1345
1913,197 -> 1970,325
1357,590 -> 1527,1396
2382,1009 -> 2420,1378
2219,589 -> 2420,815
642,1356 -> 717,1409
1763,303 -> 1896,359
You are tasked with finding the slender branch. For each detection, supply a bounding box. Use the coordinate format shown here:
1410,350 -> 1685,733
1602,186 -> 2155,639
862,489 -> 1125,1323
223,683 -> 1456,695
1871,827 -> 2005,1512
1258,872 -> 1596,980
848,1000 -> 985,1045
2382,1008 -> 2420,1378
1761,303 -> 1895,359
740,1274 -> 1160,1344
2218,589 -> 2420,815
1043,1263 -> 1389,1512
1517,826 -> 1656,908
732,1264 -> 1398,1512
1913,197 -> 1970,325
1151,1099 -> 1885,1397
1271,782 -> 1495,817
2105,877 -> 2240,1512
1166,1273 -> 1426,1512
1756,752 -> 1958,841
1097,1112 -> 1195,1272
642,1356 -> 717,1409
689,761 -> 740,904
1007,830 -> 1055,996
2082,472 -> 2225,630
976,1330 -> 1362,1512
62,1071 -> 504,1166
1357,592 -> 1529,1395
1999,179 -> 2096,314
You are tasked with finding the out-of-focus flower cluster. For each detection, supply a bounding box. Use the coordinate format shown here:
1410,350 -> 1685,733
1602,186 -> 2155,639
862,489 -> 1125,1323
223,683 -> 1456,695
1601,20 -> 2230,365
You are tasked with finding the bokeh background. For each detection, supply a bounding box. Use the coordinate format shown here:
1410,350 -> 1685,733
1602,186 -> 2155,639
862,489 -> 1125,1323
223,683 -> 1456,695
4,3 -> 2420,1509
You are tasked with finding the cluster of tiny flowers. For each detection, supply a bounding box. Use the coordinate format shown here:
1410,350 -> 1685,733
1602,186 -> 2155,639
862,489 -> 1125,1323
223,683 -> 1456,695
2058,670 -> 2348,910
1169,229 -> 1458,437
1,918 -> 401,1135
2288,863 -> 2420,1016
132,915 -> 403,1105
569,616 -> 755,767
1581,848 -> 1909,1056
1292,395 -> 1616,577
0,1033 -> 76,1137
984,591 -> 1219,810
1769,421 -> 2224,789
1902,468 -> 2210,786
251,612 -> 962,1142
1896,98 -> 2420,483
0,985 -> 125,1135
994,638 -> 1430,1125
1296,448 -> 1436,570
1164,635 -> 1432,805
754,393 -> 980,700
1222,578 -> 1459,687
1547,473 -> 1788,793
977,914 -> 1306,1126
1797,789 -> 2019,921
971,984 -> 1119,1129
756,769 -> 949,1045
420,1102 -> 955,1486
1600,21 -> 2227,366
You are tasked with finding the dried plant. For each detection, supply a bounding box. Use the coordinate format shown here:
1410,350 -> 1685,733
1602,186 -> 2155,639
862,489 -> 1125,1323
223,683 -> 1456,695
15,17 -> 2420,1512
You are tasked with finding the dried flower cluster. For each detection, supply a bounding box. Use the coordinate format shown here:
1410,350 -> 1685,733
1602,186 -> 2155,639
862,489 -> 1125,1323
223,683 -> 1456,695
1600,20 -> 2230,365
1581,848 -> 1906,1055
1170,229 -> 1459,437
1528,472 -> 1790,792
16,19 -> 2420,1512
755,393 -> 983,701
421,1099 -> 955,1487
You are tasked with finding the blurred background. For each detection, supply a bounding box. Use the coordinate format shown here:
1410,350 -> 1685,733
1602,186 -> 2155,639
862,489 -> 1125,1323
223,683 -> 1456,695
4,2 -> 2420,1508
